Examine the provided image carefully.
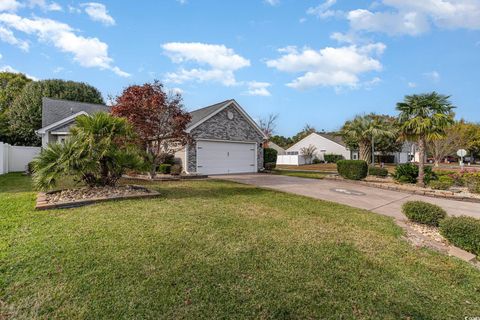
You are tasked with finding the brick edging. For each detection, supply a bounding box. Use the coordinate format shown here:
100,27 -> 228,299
35,189 -> 161,210
324,175 -> 480,203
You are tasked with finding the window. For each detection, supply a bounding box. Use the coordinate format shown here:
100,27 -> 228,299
287,151 -> 299,155
352,154 -> 358,160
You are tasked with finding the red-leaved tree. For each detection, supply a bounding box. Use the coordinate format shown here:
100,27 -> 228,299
111,81 -> 191,177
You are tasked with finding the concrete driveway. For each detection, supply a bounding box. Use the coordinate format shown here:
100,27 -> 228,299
215,174 -> 480,220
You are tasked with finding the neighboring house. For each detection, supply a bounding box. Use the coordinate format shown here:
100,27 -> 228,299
37,98 -> 266,175
267,141 -> 286,155
284,132 -> 356,161
175,99 -> 267,175
36,98 -> 109,147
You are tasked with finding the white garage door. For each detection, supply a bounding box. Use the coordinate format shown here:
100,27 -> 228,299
197,140 -> 256,175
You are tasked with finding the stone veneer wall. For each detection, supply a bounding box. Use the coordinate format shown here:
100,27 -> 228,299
187,104 -> 264,173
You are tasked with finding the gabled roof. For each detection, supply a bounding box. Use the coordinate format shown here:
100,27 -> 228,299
37,111 -> 87,134
187,99 -> 267,139
188,99 -> 233,128
42,97 -> 108,127
317,133 -> 346,147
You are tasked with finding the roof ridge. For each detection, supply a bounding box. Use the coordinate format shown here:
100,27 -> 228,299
42,97 -> 106,106
189,99 -> 233,113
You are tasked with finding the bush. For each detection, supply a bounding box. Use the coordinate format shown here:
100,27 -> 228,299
158,164 -> 172,174
393,163 -> 436,184
440,216 -> 480,256
402,201 -> 447,226
429,175 -> 454,190
337,160 -> 368,180
368,166 -> 388,177
463,173 -> 480,194
170,164 -> 182,175
27,161 -> 34,175
375,155 -> 395,164
312,158 -> 323,164
159,153 -> 175,165
264,162 -> 276,171
324,154 -> 344,163
264,148 -> 278,164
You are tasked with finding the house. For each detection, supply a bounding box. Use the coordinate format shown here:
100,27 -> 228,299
36,98 -> 109,147
175,99 -> 267,175
37,98 -> 266,175
267,141 -> 286,155
279,132 -> 357,164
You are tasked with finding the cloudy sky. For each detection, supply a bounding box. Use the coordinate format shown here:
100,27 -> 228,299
1,0 -> 479,135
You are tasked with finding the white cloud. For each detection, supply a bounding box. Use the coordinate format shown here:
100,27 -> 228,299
0,13 -> 129,77
307,0 -> 342,19
0,65 -> 38,80
176,0 -> 187,4
28,0 -> 62,11
264,0 -> 279,6
347,0 -> 480,36
0,26 -> 29,50
0,0 -> 21,11
162,42 -> 250,86
81,2 -> 115,26
408,81 -> 417,88
266,43 -> 385,89
423,70 -> 440,82
244,81 -> 271,96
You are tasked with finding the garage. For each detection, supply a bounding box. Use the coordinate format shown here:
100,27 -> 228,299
196,140 -> 257,175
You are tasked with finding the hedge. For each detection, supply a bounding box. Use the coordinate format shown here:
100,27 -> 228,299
429,175 -> 454,190
393,163 -> 436,184
337,160 -> 368,180
170,164 -> 182,175
463,173 -> 480,194
264,148 -> 278,164
324,154 -> 344,163
264,162 -> 276,171
440,216 -> 480,256
368,166 -> 388,177
158,164 -> 172,174
401,201 -> 447,226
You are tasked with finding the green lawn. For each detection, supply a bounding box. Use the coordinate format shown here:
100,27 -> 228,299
272,169 -> 325,179
1,173 -> 480,319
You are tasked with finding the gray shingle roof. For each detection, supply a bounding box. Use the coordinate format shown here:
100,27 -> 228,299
317,133 -> 346,147
188,99 -> 233,128
41,97 -> 109,127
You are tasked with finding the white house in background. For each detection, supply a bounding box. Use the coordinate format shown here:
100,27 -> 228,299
268,141 -> 286,155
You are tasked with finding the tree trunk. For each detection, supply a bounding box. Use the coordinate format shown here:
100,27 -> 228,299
417,138 -> 426,187
359,143 -> 371,164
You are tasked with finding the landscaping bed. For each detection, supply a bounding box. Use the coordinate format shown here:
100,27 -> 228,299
36,185 -> 160,210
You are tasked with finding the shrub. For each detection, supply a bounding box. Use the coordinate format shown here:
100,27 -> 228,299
170,164 -> 182,175
429,175 -> 454,190
264,148 -> 278,164
312,158 -> 323,164
393,163 -> 436,184
337,160 -> 368,180
440,216 -> 480,256
324,154 -> 344,163
159,153 -> 175,165
463,173 -> 480,194
402,201 -> 447,226
27,161 -> 34,175
368,166 -> 388,177
158,164 -> 172,174
264,162 -> 276,171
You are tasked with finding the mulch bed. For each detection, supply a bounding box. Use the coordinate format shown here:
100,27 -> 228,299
36,185 -> 160,210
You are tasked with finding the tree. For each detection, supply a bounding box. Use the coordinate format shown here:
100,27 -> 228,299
428,121 -> 467,166
300,144 -> 317,164
270,135 -> 293,149
9,79 -> 104,146
259,113 -> 278,147
0,72 -> 32,143
32,112 -> 144,191
111,81 -> 191,177
396,92 -> 455,186
460,122 -> 480,162
339,114 -> 396,164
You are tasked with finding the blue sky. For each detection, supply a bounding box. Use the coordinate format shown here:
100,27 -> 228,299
1,0 -> 480,136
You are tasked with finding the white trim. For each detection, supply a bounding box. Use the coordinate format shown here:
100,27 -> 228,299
51,131 -> 69,135
184,143 -> 189,174
255,142 -> 258,171
36,111 -> 87,134
186,100 -> 267,139
196,138 -> 259,144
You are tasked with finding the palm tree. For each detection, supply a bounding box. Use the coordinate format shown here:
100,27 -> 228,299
396,92 -> 455,186
32,112 -> 144,190
339,114 -> 396,164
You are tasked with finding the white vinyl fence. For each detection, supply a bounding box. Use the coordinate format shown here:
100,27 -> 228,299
0,142 -> 41,174
276,155 -> 306,166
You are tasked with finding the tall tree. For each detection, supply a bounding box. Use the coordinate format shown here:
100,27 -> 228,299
0,72 -> 32,143
259,113 -> 278,147
9,79 -> 104,146
428,121 -> 467,166
291,124 -> 316,144
339,114 -> 396,164
396,92 -> 455,186
111,81 -> 191,177
270,135 -> 293,149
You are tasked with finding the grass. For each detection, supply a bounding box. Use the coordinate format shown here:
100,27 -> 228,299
1,173 -> 480,319
272,169 -> 325,179
277,163 -> 337,173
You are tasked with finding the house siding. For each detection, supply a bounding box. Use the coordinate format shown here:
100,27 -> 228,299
286,133 -> 351,161
187,104 -> 264,173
